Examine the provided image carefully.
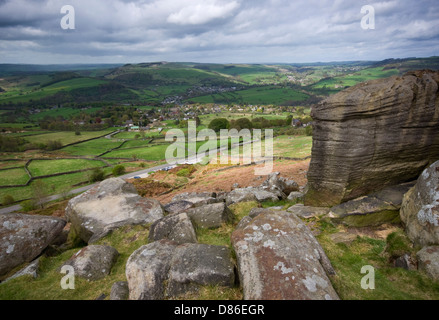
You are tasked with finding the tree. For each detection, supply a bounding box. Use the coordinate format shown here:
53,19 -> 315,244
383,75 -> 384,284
112,165 -> 126,176
230,118 -> 252,131
208,118 -> 230,132
89,168 -> 105,183
31,180 -> 50,209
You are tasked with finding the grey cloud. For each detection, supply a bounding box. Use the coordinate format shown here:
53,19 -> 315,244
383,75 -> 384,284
0,0 -> 437,64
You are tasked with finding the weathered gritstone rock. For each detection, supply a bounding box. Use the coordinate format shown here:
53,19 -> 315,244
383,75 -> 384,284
262,172 -> 299,195
400,161 -> 439,246
417,246 -> 439,280
226,187 -> 282,206
287,204 -> 330,219
126,240 -> 178,300
163,200 -> 195,215
66,178 -> 164,243
3,258 -> 40,283
305,70 -> 439,207
0,213 -> 66,278
110,281 -> 129,300
149,213 -> 197,244
171,192 -> 218,207
185,202 -> 234,229
328,182 -> 415,227
231,211 -> 339,300
62,245 -> 119,281
126,241 -> 236,300
166,243 -> 235,298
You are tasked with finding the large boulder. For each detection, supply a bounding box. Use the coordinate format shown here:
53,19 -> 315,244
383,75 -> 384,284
305,70 -> 439,207
186,203 -> 234,229
61,245 -> 119,281
126,241 -> 236,300
148,213 -> 197,244
400,161 -> 439,246
126,240 -> 178,300
0,213 -> 66,278
231,210 -> 339,300
66,178 -> 164,243
166,243 -> 236,297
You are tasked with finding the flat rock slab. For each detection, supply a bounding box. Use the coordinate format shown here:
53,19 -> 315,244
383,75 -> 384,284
231,211 -> 339,300
0,213 -> 66,278
287,204 -> 330,219
126,241 -> 235,300
417,246 -> 439,280
171,192 -> 218,207
401,161 -> 439,246
66,178 -> 164,243
226,188 -> 282,206
149,213 -> 197,244
163,200 -> 195,215
62,245 -> 119,281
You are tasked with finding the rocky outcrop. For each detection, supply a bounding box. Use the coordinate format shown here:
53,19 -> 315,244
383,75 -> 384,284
400,161 -> 439,246
61,245 -> 119,281
66,178 -> 164,243
0,213 -> 66,278
126,240 -> 235,300
305,70 -> 439,207
231,210 -> 339,300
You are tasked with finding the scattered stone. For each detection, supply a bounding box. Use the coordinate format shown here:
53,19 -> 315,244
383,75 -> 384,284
226,189 -> 258,205
328,196 -> 399,227
65,178 -> 164,243
3,258 -> 40,283
262,172 -> 299,195
95,293 -> 107,300
0,213 -> 66,278
417,246 -> 439,280
126,240 -> 179,300
186,203 -> 234,229
394,254 -> 417,271
163,200 -> 195,215
305,70 -> 439,207
62,245 -> 119,281
231,211 -> 339,300
149,213 -> 197,244
110,281 -> 129,300
171,192 -> 218,207
329,233 -> 358,244
287,204 -> 330,219
401,161 -> 439,246
287,192 -> 304,202
233,183 -> 240,189
166,244 -> 235,298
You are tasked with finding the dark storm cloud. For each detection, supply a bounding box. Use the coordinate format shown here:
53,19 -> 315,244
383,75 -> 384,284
0,0 -> 438,63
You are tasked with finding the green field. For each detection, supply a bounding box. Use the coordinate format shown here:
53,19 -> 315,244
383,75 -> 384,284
28,159 -> 106,176
312,67 -> 400,90
104,144 -> 170,161
188,86 -> 309,105
61,138 -> 124,156
0,78 -> 108,104
0,168 -> 29,186
25,129 -> 116,146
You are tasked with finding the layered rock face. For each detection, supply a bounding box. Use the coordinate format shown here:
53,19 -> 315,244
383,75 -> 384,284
305,70 -> 439,207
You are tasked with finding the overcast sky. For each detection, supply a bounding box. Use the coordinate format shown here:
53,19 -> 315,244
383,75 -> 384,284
0,0 -> 438,64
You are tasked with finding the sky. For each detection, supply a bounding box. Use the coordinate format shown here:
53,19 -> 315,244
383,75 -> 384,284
0,0 -> 438,64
